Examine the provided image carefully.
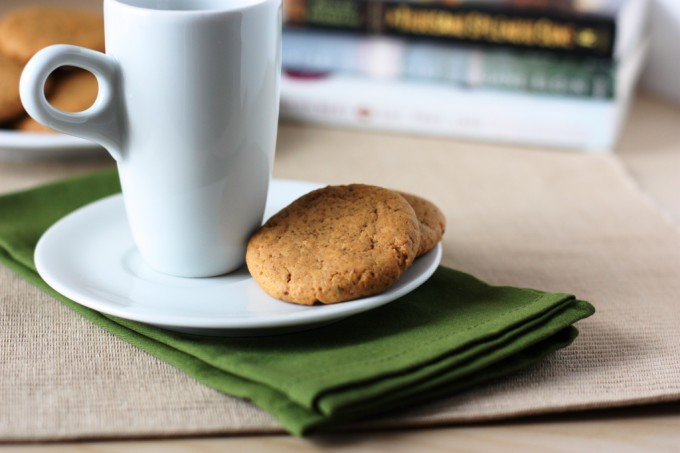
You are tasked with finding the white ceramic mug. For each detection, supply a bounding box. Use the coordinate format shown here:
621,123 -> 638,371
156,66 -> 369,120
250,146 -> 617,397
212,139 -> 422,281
20,0 -> 282,277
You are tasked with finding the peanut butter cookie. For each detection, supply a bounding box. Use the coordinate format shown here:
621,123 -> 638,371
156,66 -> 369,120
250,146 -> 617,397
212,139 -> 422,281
0,54 -> 25,122
398,192 -> 446,256
246,184 -> 421,305
0,6 -> 104,64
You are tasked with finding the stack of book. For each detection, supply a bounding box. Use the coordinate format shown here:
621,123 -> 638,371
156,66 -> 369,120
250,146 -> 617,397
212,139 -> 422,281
278,0 -> 650,151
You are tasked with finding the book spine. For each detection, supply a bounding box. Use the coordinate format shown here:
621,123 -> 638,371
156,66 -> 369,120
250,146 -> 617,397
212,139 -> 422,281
279,73 -> 620,151
283,0 -> 617,58
282,30 -> 616,98
475,54 -> 614,99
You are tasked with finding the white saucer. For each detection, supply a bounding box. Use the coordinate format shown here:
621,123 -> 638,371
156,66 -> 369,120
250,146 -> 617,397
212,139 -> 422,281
35,179 -> 442,336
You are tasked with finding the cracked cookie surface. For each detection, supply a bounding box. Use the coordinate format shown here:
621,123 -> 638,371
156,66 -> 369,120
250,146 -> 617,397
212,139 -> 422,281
246,184 -> 421,305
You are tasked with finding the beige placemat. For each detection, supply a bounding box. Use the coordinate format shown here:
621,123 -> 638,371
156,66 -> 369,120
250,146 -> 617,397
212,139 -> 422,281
1,132 -> 679,441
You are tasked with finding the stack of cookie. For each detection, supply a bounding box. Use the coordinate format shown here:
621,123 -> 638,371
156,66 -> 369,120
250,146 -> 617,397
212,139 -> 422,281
0,6 -> 103,132
246,184 -> 446,305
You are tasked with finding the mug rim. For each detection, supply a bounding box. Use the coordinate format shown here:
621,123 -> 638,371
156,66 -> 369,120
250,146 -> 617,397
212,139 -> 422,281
110,0 -> 274,13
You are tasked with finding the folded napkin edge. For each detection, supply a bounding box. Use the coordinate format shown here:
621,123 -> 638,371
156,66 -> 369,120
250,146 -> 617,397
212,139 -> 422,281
307,326 -> 582,434
310,300 -> 594,416
279,288 -> 581,396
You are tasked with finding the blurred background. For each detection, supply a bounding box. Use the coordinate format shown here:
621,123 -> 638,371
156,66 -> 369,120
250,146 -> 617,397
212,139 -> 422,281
0,0 -> 676,154
279,0 -> 659,152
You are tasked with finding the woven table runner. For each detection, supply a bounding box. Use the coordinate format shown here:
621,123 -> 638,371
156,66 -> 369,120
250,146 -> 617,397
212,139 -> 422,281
1,137 -> 679,441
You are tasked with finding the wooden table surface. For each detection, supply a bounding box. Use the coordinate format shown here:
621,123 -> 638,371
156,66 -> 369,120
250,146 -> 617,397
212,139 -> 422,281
9,403 -> 680,452
0,92 -> 678,452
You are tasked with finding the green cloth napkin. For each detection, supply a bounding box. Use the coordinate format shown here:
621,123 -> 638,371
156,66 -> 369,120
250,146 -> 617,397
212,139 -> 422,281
0,170 -> 595,435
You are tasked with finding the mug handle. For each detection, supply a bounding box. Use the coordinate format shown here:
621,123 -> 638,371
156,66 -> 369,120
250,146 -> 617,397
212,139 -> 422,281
20,44 -> 124,161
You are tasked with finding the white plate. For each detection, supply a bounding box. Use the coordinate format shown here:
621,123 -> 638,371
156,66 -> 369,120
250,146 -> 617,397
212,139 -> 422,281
0,130 -> 104,160
35,179 -> 442,336
0,1 -> 104,160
